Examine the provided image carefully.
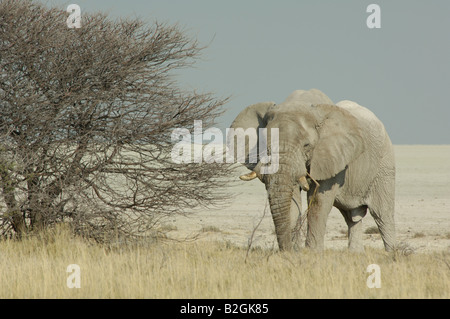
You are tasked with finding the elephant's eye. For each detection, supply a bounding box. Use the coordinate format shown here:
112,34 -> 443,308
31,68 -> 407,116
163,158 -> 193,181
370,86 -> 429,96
304,143 -> 310,148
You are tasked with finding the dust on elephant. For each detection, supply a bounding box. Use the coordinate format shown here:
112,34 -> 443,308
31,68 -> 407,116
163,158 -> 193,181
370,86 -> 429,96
228,89 -> 396,252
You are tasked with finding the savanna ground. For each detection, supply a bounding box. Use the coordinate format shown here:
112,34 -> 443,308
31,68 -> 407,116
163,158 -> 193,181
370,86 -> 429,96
0,145 -> 449,298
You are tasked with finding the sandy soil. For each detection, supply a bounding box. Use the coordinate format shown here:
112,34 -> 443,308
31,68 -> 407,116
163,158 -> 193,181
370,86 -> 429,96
167,145 -> 450,253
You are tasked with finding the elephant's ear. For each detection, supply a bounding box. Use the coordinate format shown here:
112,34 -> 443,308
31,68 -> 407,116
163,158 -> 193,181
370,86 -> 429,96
310,104 -> 365,181
228,102 -> 275,170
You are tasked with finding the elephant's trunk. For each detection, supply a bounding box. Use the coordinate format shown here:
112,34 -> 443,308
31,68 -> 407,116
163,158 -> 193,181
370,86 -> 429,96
267,181 -> 294,251
239,140 -> 310,251
265,150 -> 308,251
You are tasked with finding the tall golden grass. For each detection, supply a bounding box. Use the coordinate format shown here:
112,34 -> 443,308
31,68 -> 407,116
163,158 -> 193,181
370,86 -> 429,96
0,225 -> 448,298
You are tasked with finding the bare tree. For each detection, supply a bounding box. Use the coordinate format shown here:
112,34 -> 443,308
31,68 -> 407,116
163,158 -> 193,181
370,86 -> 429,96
0,0 -> 232,241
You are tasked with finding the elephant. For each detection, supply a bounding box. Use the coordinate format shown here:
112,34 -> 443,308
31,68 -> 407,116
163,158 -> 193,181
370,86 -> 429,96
228,89 -> 396,252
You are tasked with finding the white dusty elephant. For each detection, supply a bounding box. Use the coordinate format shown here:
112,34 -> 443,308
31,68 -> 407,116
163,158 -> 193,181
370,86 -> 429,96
229,89 -> 396,252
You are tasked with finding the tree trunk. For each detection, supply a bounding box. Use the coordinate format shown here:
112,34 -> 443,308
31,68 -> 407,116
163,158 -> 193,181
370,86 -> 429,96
27,177 -> 44,231
0,164 -> 25,235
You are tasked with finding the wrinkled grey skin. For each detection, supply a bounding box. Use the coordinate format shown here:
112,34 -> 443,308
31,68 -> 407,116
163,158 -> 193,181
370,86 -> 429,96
230,89 -> 396,252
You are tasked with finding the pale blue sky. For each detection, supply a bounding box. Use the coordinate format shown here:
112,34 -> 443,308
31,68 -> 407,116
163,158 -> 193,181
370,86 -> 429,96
49,0 -> 450,144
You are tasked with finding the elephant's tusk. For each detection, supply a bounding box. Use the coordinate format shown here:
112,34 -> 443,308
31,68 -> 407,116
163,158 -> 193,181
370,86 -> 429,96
298,175 -> 310,191
239,171 -> 257,181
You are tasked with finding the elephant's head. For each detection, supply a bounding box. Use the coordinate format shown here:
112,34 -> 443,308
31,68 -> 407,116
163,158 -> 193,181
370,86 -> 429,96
228,90 -> 365,250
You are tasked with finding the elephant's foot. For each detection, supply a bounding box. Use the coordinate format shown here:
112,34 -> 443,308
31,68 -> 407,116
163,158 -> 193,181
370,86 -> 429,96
348,242 -> 364,253
305,233 -> 325,251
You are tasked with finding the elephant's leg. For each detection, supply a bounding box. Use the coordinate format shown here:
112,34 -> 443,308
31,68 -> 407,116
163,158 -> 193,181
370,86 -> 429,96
339,207 -> 367,252
305,181 -> 338,251
290,186 -> 303,251
367,176 -> 396,251
369,206 -> 396,251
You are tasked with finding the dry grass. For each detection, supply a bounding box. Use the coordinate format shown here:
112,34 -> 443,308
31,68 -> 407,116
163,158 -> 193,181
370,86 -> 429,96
0,225 -> 448,299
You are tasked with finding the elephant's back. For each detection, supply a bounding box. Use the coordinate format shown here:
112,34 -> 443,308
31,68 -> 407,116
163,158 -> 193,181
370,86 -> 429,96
283,89 -> 334,106
336,100 -> 380,123
336,100 -> 394,167
336,100 -> 387,138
